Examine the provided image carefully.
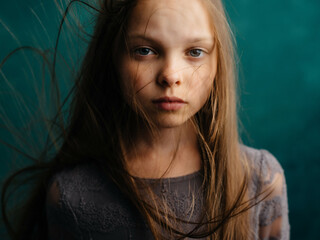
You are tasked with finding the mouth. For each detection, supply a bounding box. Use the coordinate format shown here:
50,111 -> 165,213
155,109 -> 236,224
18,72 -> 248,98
152,97 -> 186,111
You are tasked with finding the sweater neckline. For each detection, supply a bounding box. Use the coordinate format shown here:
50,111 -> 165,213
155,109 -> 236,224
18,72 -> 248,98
133,170 -> 203,183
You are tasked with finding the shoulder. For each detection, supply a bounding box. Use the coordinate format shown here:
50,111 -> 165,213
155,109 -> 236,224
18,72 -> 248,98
47,164 -> 102,207
240,145 -> 286,200
48,163 -> 107,196
46,163 -> 122,207
46,164 -> 118,236
241,146 -> 290,239
240,145 -> 284,175
46,164 -> 100,238
241,145 -> 284,180
46,163 -> 107,211
46,163 -> 149,237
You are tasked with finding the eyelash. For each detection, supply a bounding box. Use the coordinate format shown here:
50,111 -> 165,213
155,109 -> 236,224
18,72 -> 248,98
133,47 -> 156,56
132,47 -> 206,58
188,49 -> 204,58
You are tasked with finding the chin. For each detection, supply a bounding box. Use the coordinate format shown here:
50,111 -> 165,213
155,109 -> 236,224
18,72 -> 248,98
152,115 -> 192,129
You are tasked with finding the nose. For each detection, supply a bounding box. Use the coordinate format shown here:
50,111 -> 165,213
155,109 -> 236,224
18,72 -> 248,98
156,56 -> 182,87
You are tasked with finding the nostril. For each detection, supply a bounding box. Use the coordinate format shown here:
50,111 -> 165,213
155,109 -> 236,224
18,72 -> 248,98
157,73 -> 181,87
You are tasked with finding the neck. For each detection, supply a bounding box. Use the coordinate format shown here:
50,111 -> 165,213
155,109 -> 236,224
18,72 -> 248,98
126,121 -> 202,178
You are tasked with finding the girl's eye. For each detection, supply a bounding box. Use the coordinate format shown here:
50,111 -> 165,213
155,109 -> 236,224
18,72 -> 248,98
189,49 -> 204,58
134,47 -> 155,56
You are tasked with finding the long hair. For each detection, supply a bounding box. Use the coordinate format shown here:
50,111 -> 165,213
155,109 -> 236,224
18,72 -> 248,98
1,0 -> 256,239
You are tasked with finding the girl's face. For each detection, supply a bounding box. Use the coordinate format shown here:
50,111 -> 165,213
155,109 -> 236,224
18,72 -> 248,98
119,0 -> 217,129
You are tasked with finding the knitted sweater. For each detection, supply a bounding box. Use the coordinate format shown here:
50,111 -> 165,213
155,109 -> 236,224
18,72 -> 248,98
46,146 -> 290,239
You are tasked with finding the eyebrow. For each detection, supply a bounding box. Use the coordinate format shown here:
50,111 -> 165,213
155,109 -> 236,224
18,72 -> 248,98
127,34 -> 214,45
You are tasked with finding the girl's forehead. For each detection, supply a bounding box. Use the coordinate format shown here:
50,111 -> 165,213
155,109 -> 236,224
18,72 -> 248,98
127,0 -> 213,41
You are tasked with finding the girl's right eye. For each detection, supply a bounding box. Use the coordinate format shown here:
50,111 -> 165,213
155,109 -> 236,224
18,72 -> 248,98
134,47 -> 155,56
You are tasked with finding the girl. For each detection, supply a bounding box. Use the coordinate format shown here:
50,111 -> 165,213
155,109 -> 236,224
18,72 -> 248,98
1,0 -> 290,239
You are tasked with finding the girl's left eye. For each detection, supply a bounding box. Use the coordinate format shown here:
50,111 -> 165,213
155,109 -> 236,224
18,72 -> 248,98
134,47 -> 155,56
189,49 -> 204,58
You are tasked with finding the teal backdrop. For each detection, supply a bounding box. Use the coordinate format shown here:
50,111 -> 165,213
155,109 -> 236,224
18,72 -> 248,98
0,0 -> 319,239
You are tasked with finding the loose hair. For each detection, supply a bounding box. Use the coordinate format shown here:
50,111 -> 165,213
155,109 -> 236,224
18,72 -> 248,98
1,0 -> 260,239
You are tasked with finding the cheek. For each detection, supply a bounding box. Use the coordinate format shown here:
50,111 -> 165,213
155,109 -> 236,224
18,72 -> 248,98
186,62 -> 216,111
190,63 -> 216,95
121,61 -> 155,95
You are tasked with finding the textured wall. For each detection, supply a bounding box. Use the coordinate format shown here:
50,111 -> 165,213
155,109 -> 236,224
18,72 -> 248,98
1,0 -> 320,239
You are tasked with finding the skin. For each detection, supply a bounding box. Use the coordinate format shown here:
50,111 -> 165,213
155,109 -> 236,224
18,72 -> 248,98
118,0 -> 218,178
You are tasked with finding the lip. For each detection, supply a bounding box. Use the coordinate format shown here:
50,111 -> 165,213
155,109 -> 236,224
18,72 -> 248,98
152,96 -> 186,111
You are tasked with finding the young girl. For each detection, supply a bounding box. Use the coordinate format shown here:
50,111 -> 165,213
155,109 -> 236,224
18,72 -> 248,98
1,0 -> 289,239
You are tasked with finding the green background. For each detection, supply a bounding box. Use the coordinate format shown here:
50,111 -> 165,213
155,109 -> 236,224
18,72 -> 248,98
1,0 -> 320,239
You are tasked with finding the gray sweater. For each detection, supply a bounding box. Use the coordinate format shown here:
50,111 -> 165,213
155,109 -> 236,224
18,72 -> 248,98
46,146 -> 290,239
